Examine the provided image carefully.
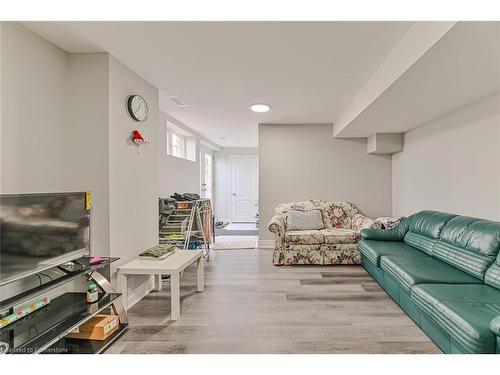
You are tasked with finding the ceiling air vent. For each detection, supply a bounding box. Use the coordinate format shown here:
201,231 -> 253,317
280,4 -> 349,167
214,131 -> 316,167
167,96 -> 189,107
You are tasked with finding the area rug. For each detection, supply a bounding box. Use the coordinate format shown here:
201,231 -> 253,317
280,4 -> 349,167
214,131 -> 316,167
212,236 -> 258,250
215,228 -> 259,236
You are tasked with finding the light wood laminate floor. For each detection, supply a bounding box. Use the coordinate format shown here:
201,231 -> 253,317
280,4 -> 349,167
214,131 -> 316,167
107,249 -> 441,354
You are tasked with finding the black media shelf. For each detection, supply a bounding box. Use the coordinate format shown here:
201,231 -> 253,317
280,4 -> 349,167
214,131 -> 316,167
48,323 -> 128,354
0,257 -> 118,312
0,292 -> 121,354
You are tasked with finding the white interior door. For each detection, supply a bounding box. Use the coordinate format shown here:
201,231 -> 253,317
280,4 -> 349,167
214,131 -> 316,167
230,156 -> 258,223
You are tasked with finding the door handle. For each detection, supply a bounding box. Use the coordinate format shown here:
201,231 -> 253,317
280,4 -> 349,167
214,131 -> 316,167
232,193 -> 236,196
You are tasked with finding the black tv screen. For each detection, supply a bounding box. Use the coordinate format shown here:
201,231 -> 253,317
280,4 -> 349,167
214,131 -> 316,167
0,192 -> 90,286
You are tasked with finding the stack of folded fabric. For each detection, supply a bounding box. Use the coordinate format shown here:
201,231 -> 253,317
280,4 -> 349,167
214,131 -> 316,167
159,198 -> 176,214
375,216 -> 405,230
139,244 -> 178,260
170,192 -> 201,201
161,233 -> 184,240
159,198 -> 176,229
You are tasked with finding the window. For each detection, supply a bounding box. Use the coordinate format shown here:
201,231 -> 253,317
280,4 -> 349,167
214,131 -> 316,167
166,121 -> 196,161
169,131 -> 186,159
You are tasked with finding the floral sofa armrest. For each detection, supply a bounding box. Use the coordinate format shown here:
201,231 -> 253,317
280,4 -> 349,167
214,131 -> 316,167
360,218 -> 410,241
268,214 -> 287,256
490,315 -> 500,337
269,214 -> 288,265
268,214 -> 286,237
352,213 -> 381,231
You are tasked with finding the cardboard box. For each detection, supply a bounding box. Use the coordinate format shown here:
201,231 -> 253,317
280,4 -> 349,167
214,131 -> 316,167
66,314 -> 119,341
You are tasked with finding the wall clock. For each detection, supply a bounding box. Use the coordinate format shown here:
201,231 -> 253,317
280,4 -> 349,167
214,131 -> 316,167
127,95 -> 149,122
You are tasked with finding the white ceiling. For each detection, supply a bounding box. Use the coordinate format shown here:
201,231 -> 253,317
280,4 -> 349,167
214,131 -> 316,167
23,21 -> 412,147
334,22 -> 500,137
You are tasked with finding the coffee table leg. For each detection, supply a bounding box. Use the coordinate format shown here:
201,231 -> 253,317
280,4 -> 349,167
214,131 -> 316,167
170,272 -> 180,321
154,274 -> 162,291
197,256 -> 204,292
119,273 -> 128,311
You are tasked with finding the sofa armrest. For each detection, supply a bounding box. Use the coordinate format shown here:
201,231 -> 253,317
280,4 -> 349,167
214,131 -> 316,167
268,214 -> 286,237
490,316 -> 500,336
352,213 -> 381,231
360,219 -> 410,241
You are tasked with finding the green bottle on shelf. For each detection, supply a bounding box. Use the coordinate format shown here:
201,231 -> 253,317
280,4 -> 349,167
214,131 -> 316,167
87,283 -> 98,304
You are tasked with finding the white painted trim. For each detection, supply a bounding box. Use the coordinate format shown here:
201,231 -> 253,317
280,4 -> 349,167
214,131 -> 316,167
164,112 -> 221,151
127,276 -> 155,310
200,139 -> 221,152
258,239 -> 274,248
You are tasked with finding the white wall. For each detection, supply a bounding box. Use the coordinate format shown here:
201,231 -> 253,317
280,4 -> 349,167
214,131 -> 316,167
259,123 -> 393,241
1,22 -> 70,192
0,24 -> 111,300
1,23 -> 161,306
1,24 -> 111,256
158,111 -> 200,197
66,53 -> 110,255
392,92 -> 500,220
214,147 -> 258,222
108,55 -> 159,294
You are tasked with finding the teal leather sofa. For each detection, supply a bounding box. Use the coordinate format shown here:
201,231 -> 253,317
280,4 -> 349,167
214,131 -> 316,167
358,210 -> 500,354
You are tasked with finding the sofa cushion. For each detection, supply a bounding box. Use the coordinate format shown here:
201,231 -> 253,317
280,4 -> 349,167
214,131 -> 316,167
275,200 -> 327,227
381,254 -> 482,293
275,199 -> 325,215
433,216 -> 500,279
403,232 -> 437,256
285,230 -> 324,245
322,202 -> 359,229
321,228 -> 360,244
403,211 -> 456,255
358,240 -> 424,266
285,209 -> 324,230
412,284 -> 500,353
485,254 -> 500,290
361,219 -> 410,241
409,210 -> 457,239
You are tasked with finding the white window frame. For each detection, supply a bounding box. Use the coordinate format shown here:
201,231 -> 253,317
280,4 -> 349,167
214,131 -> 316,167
167,129 -> 187,159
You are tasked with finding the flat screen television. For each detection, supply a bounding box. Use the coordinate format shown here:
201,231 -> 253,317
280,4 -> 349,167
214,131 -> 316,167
0,192 -> 90,286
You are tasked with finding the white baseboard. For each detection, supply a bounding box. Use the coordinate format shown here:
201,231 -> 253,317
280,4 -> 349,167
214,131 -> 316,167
127,276 -> 155,310
258,239 -> 274,248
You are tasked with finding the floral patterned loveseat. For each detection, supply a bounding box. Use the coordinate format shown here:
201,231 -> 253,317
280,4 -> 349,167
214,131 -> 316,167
268,200 -> 380,265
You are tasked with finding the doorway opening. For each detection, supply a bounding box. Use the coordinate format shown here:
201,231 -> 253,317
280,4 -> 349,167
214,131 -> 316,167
213,154 -> 259,248
230,155 -> 258,225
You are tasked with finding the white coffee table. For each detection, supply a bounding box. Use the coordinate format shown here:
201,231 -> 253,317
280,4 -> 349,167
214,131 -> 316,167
117,250 -> 204,321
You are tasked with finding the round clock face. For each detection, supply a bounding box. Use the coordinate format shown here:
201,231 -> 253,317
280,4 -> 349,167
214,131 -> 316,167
127,95 -> 149,122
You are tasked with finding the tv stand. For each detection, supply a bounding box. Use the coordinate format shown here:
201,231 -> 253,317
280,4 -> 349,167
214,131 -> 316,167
0,257 -> 128,354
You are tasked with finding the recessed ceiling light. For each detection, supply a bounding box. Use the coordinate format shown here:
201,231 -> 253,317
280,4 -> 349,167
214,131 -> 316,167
250,103 -> 271,113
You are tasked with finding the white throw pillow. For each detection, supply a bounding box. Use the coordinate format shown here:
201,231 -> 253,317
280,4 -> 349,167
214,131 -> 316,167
285,209 -> 324,230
